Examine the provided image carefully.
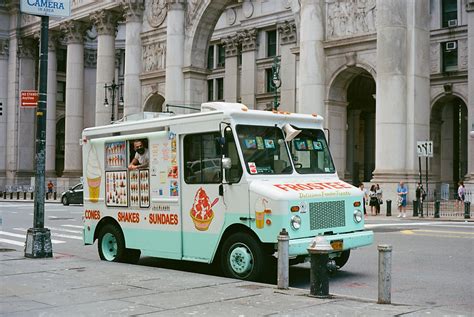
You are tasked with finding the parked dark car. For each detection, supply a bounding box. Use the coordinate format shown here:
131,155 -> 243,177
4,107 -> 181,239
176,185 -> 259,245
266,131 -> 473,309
61,183 -> 83,205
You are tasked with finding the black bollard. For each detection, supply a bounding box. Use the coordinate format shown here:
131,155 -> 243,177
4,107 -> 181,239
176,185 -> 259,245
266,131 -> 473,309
412,200 -> 418,217
23,192 -> 27,200
54,192 -> 57,200
434,200 -> 440,218
386,200 -> 392,216
31,192 -> 34,200
10,192 -> 13,199
16,192 -> 20,199
464,201 -> 471,219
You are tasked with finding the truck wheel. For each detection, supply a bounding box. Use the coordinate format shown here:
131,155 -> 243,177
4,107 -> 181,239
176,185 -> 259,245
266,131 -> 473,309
221,233 -> 265,281
98,224 -> 126,262
334,250 -> 350,269
62,196 -> 69,206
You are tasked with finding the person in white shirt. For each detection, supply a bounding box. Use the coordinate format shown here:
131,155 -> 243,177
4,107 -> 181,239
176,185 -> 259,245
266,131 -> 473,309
128,140 -> 149,170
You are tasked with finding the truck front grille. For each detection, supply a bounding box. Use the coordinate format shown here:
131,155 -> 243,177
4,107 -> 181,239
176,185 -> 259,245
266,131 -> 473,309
309,201 -> 346,230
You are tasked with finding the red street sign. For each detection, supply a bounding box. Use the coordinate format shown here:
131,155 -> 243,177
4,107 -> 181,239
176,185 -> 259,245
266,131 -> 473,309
20,90 -> 38,107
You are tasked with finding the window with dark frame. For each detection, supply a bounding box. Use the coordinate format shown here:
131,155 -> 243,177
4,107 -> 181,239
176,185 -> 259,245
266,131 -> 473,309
217,44 -> 225,67
442,41 -> 458,72
207,45 -> 214,69
442,0 -> 457,28
207,79 -> 214,101
267,30 -> 277,57
217,78 -> 224,100
184,132 -> 222,184
265,68 -> 275,93
56,81 -> 66,102
57,49 -> 67,73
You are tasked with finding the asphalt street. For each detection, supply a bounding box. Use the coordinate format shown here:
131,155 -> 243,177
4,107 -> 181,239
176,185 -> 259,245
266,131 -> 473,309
1,202 -> 473,315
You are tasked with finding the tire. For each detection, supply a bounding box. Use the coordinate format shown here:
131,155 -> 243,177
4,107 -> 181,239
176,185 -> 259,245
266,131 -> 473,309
124,249 -> 141,264
98,224 -> 126,262
220,232 -> 265,281
62,195 -> 69,206
334,250 -> 350,269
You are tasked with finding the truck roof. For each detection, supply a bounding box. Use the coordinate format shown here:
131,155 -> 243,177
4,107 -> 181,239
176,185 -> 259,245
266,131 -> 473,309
82,102 -> 324,138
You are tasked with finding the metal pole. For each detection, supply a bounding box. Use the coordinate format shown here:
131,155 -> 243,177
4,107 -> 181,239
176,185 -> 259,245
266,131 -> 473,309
25,16 -> 52,258
277,228 -> 289,289
377,244 -> 392,304
425,156 -> 429,216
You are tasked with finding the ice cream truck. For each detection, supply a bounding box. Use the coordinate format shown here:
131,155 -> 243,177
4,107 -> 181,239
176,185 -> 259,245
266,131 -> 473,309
82,102 -> 373,281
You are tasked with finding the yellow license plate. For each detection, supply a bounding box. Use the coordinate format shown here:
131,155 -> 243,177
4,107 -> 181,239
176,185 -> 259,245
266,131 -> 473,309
331,240 -> 343,251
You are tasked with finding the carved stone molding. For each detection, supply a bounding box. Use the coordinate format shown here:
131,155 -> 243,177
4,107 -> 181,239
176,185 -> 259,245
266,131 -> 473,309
47,31 -> 60,52
0,39 -> 9,58
18,38 -> 37,59
222,35 -> 239,57
326,0 -> 377,39
467,0 -> 474,11
345,52 -> 357,67
430,43 -> 440,74
115,50 -> 123,68
122,0 -> 145,23
459,39 -> 468,70
60,20 -> 87,44
184,0 -> 199,30
238,29 -> 257,52
143,41 -> 166,72
90,10 -> 121,36
242,0 -> 254,18
147,0 -> 167,28
84,49 -> 97,68
226,7 -> 236,25
277,21 -> 297,45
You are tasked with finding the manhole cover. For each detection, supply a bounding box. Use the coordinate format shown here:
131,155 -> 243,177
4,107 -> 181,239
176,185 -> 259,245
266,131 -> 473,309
0,248 -> 16,252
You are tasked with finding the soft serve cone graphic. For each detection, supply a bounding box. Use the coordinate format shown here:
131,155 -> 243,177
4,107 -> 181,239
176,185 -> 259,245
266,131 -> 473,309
87,146 -> 102,203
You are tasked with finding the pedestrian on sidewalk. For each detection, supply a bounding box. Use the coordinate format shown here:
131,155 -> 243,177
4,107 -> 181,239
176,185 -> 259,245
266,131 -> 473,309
397,181 -> 408,218
456,181 -> 465,210
375,184 -> 383,215
47,180 -> 54,199
368,184 -> 379,216
359,183 -> 368,215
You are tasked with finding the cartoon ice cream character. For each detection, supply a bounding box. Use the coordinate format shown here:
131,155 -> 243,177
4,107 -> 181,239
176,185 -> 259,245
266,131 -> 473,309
190,187 -> 218,231
87,145 -> 102,203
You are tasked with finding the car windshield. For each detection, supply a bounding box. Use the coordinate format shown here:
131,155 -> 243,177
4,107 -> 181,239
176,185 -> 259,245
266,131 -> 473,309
236,125 -> 292,174
288,128 -> 335,174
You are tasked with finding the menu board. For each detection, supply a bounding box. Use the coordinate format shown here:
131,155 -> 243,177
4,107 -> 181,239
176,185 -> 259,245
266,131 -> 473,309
129,170 -> 140,207
105,171 -> 128,207
140,169 -> 150,208
105,141 -> 127,169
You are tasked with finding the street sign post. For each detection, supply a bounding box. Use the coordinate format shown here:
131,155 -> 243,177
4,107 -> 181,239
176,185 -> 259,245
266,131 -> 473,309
416,141 -> 433,217
22,0 -> 71,259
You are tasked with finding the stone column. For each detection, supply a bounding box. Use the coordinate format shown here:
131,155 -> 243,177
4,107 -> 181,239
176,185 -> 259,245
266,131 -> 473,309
373,0 -> 408,180
223,35 -> 239,102
326,100 -> 348,178
239,29 -> 257,109
17,38 -> 37,176
91,10 -> 120,126
60,21 -> 86,177
46,32 -> 59,177
405,0 -> 430,176
299,0 -> 325,115
122,0 -> 144,117
6,19 -> 19,183
0,39 -> 8,178
466,1 -> 474,182
165,0 -> 185,107
278,21 -> 297,112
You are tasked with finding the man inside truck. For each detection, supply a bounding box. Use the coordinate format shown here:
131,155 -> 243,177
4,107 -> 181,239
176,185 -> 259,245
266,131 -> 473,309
128,139 -> 149,170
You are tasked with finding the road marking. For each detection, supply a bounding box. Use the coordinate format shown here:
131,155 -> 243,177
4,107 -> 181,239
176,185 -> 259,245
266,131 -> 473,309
0,204 -> 33,208
0,231 -> 66,244
416,229 -> 474,235
48,227 -> 82,234
400,229 -> 473,239
62,225 -> 83,229
366,222 -> 474,229
13,228 -> 81,241
0,238 -> 24,246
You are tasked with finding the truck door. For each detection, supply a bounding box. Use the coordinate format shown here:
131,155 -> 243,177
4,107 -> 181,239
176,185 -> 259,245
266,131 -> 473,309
181,132 -> 224,262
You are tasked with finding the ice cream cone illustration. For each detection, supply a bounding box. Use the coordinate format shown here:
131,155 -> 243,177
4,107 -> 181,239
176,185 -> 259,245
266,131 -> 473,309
87,146 -> 102,203
190,187 -> 217,231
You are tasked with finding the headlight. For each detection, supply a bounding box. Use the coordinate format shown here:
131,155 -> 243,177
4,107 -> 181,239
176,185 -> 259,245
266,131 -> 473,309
290,215 -> 301,230
353,209 -> 363,223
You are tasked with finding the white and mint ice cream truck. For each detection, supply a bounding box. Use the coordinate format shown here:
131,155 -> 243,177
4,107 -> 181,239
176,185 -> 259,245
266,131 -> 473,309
82,102 -> 373,280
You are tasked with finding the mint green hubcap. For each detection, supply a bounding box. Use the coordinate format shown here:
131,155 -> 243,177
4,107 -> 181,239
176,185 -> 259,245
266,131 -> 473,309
229,245 -> 254,276
101,233 -> 118,261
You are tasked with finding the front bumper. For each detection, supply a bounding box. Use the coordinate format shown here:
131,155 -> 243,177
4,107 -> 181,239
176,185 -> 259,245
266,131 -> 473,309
288,230 -> 374,257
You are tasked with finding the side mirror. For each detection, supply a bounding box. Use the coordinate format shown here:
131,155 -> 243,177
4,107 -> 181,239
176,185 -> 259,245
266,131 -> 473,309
222,157 -> 232,170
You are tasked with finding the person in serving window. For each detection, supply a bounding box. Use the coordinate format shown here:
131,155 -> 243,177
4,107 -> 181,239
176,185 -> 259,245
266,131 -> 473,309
128,139 -> 149,170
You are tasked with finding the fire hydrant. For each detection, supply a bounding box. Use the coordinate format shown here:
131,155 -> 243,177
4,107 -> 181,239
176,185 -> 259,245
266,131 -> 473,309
307,235 -> 333,298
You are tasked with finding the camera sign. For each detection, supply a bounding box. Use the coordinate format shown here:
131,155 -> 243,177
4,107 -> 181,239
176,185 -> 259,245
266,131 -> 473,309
20,0 -> 71,18
417,141 -> 433,157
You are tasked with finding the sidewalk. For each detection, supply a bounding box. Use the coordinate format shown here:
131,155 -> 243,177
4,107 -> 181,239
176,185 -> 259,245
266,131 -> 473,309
0,250 -> 466,316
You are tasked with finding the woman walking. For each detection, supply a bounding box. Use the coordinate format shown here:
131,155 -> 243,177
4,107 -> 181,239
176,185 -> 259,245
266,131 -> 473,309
368,184 -> 379,216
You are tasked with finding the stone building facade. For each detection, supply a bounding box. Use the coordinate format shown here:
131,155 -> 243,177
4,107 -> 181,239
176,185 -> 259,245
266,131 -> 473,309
0,0 -> 472,200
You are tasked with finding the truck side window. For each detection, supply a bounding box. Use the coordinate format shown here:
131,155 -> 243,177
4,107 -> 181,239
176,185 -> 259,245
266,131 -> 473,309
184,132 -> 222,184
224,128 -> 243,183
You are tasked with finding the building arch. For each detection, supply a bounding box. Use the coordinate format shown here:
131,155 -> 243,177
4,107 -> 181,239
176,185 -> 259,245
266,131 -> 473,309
143,92 -> 166,112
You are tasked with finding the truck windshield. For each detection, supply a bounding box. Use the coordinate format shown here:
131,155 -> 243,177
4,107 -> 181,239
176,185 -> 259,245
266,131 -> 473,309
236,125 -> 292,174
288,128 -> 335,174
